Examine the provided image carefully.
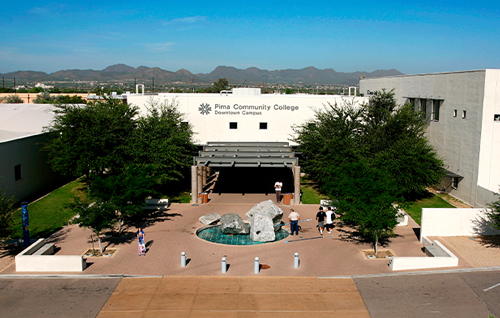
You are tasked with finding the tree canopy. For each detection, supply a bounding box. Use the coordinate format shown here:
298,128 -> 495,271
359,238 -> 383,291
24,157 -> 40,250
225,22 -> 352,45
294,90 -> 444,252
0,189 -> 15,239
44,98 -> 196,234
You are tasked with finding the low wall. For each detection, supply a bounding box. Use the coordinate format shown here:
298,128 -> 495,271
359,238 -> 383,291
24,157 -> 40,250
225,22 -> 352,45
390,241 -> 459,271
15,239 -> 86,272
420,208 -> 500,242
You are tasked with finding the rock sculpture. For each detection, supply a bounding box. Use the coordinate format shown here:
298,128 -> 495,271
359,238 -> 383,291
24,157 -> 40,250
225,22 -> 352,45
220,213 -> 250,235
246,200 -> 284,242
199,213 -> 221,225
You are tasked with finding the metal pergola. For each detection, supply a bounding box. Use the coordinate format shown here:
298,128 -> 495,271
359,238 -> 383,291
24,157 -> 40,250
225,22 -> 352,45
191,142 -> 301,204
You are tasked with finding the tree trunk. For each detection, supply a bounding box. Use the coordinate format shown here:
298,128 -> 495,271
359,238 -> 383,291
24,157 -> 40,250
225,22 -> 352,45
374,235 -> 378,255
97,235 -> 103,254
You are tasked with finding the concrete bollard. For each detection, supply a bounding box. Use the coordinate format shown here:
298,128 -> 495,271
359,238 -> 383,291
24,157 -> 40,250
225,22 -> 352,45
254,257 -> 260,274
181,252 -> 186,267
222,257 -> 227,273
294,252 -> 299,268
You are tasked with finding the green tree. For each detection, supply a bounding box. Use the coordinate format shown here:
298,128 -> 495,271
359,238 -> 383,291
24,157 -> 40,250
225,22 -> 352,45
360,90 -> 444,197
28,87 -> 44,93
129,98 -> 197,195
487,192 -> 500,230
88,164 -> 159,232
43,99 -> 138,180
0,189 -> 15,239
71,198 -> 116,253
0,95 -> 23,103
213,78 -> 229,92
294,90 -> 444,252
330,161 -> 400,254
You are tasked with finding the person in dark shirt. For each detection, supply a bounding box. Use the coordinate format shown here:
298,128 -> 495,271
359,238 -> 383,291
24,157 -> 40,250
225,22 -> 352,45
316,206 -> 327,236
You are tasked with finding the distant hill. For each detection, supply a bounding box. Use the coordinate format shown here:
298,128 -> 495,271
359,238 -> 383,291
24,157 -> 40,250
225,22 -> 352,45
0,64 -> 403,86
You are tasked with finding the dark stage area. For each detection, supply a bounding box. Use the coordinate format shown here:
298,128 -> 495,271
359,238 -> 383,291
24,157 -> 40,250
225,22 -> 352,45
211,167 -> 294,194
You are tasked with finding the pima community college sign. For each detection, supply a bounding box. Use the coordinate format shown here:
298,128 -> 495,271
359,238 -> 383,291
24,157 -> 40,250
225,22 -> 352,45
198,103 -> 300,116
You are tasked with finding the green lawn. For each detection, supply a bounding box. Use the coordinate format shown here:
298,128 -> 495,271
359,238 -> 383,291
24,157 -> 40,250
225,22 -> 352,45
11,179 -> 86,239
403,193 -> 455,225
301,183 -> 328,204
169,191 -> 191,203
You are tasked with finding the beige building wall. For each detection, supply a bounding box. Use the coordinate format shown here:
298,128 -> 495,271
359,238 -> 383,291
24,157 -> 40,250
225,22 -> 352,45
127,92 -> 369,145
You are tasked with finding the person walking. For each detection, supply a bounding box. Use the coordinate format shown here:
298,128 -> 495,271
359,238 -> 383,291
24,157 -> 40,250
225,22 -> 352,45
137,228 -> 146,256
274,180 -> 283,203
325,206 -> 336,234
316,206 -> 326,236
288,209 -> 300,235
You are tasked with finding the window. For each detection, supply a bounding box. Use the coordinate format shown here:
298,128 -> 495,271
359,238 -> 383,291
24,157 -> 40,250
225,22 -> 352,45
432,100 -> 440,121
462,110 -> 467,119
259,122 -> 268,130
494,114 -> 500,121
420,99 -> 427,114
453,109 -> 458,117
14,164 -> 22,181
452,177 -> 459,189
229,122 -> 237,129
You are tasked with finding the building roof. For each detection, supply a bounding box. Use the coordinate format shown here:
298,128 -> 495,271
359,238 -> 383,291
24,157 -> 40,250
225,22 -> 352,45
0,103 -> 56,142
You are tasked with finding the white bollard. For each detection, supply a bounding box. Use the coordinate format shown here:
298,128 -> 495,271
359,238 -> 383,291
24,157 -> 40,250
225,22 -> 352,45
222,257 -> 227,273
181,252 -> 186,267
254,257 -> 260,274
294,252 -> 299,268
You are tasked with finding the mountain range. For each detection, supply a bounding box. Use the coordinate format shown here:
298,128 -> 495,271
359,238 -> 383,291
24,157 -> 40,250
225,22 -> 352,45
0,64 -> 403,86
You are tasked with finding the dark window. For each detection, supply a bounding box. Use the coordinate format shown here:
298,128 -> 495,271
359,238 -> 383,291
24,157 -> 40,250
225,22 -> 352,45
259,122 -> 268,130
432,100 -> 440,121
229,122 -> 237,129
14,164 -> 22,181
462,110 -> 467,119
453,109 -> 458,117
452,177 -> 459,189
494,114 -> 500,121
420,99 -> 427,114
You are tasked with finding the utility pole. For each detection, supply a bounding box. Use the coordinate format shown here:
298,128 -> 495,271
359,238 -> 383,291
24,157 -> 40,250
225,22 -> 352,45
152,77 -> 155,93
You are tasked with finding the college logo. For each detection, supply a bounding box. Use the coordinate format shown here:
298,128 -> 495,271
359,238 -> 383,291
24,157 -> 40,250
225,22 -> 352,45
199,103 -> 211,115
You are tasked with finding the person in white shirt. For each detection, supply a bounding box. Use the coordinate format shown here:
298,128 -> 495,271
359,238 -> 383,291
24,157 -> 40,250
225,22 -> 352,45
274,181 -> 283,203
325,207 -> 336,234
288,209 -> 300,235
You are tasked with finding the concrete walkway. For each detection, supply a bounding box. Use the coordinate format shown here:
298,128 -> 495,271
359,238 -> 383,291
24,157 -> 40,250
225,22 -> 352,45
3,193 -> 474,277
2,193 -> 500,317
97,276 -> 370,318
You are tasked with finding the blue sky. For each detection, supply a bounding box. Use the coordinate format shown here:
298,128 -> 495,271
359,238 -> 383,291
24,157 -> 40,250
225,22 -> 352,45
1,0 -> 499,75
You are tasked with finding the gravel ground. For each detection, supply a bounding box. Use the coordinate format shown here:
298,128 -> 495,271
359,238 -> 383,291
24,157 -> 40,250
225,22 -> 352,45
440,235 -> 500,267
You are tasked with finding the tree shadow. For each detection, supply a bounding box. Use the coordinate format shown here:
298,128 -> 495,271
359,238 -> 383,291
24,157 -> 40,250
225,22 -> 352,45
474,235 -> 500,248
472,211 -> 500,236
334,222 -> 399,248
45,227 -> 71,244
129,209 -> 182,229
0,243 -> 24,258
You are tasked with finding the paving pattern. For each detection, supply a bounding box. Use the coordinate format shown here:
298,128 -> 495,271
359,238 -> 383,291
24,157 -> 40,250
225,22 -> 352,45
2,194 -> 456,277
97,276 -> 370,318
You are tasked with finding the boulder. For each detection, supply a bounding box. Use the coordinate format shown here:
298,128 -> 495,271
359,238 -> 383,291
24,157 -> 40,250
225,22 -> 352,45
249,214 -> 275,242
199,213 -> 221,225
246,200 -> 284,242
246,200 -> 284,232
220,213 -> 250,235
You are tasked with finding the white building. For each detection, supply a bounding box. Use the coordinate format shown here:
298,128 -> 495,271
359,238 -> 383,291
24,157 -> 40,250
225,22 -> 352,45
0,104 -> 63,201
127,88 -> 368,145
126,88 -> 368,203
360,69 -> 500,207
